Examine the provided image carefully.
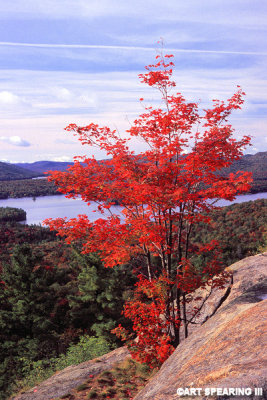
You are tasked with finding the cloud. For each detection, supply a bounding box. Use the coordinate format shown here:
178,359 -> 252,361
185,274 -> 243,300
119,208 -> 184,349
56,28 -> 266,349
1,41 -> 267,56
53,87 -> 72,101
0,91 -> 20,105
0,135 -> 31,147
51,155 -> 73,162
35,86 -> 98,111
0,91 -> 29,114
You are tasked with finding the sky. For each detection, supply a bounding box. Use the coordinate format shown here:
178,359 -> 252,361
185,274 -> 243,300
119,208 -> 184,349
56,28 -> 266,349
0,0 -> 267,163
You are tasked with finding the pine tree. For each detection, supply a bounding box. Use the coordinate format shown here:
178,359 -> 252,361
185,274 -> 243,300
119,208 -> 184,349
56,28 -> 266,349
68,249 -> 135,343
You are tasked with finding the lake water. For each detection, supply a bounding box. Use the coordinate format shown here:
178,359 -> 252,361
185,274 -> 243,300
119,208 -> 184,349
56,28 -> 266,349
0,192 -> 266,226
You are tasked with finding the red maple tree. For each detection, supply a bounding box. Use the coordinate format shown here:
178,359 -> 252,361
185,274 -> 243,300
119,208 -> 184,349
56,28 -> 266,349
44,51 -> 252,366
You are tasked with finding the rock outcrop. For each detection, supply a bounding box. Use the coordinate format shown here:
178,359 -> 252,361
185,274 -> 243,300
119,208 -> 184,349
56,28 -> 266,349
12,346 -> 130,400
134,252 -> 267,400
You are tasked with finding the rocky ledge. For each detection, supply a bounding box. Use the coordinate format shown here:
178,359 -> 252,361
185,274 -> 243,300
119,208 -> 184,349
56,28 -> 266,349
134,252 -> 267,399
12,346 -> 130,400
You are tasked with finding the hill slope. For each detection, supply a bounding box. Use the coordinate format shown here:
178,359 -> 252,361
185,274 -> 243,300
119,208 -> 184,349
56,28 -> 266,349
222,151 -> 267,193
0,162 -> 39,181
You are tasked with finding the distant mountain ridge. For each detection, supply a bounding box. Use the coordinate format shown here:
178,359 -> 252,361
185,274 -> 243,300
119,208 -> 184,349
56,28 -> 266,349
14,161 -> 75,174
1,152 -> 266,192
14,151 -> 267,174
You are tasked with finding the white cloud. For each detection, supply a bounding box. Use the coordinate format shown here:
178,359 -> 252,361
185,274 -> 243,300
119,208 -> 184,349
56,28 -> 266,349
35,89 -> 97,111
0,91 -> 20,105
51,155 -> 73,162
53,87 -> 72,101
0,135 -> 31,147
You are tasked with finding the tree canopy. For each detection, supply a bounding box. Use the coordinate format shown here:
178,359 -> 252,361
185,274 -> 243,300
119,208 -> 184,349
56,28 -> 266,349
45,51 -> 252,365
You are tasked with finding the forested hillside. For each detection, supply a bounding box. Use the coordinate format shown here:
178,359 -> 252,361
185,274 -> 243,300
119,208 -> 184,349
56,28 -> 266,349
0,207 -> 26,222
0,162 -> 39,181
0,178 -> 58,199
221,151 -> 267,193
191,198 -> 266,266
0,209 -> 135,399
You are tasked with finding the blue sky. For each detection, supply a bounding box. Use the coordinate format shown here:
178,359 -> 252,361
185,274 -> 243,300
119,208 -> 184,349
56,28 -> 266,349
0,0 -> 266,162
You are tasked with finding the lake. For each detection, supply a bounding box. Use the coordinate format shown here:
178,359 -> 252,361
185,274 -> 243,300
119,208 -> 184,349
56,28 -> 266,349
0,192 -> 266,226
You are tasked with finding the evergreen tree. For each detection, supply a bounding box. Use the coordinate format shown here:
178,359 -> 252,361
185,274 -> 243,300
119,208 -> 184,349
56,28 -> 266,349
68,250 -> 135,343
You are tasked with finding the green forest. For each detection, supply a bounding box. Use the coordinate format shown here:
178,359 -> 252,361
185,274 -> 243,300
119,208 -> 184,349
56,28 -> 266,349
0,178 -> 59,199
0,199 -> 266,399
0,207 -> 26,223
